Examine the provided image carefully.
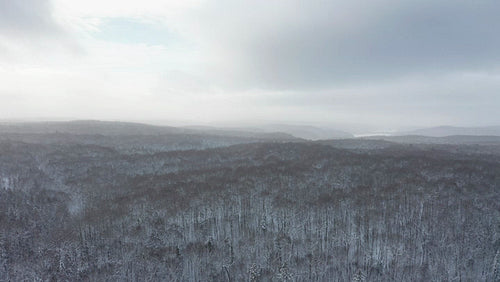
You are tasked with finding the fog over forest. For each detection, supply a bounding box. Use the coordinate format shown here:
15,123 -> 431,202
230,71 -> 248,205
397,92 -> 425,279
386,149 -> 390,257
1,0 -> 500,281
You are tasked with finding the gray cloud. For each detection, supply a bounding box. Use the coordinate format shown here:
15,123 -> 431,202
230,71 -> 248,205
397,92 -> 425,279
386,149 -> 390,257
247,72 -> 500,128
0,0 -> 82,63
0,0 -> 62,37
194,0 -> 500,90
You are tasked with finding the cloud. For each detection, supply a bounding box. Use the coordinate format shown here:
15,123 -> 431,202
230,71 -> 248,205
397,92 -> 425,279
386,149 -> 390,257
263,72 -> 500,127
185,0 -> 500,90
0,0 -> 81,62
0,0 -> 60,35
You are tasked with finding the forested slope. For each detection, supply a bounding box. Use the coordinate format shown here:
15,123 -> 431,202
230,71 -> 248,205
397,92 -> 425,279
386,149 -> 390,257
0,139 -> 499,281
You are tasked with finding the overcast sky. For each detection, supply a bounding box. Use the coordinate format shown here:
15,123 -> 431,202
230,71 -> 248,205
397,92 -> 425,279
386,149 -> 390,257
1,0 -> 499,131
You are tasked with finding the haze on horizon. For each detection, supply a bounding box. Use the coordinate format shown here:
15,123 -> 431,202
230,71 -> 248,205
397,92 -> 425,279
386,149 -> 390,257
1,0 -> 499,132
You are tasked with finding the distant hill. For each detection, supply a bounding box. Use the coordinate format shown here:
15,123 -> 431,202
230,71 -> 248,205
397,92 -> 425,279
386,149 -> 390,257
185,124 -> 354,140
315,138 -> 399,150
0,120 -> 299,141
0,120 -> 184,135
259,124 -> 353,140
396,126 -> 500,137
0,120 -> 301,153
363,135 -> 500,145
179,125 -> 300,140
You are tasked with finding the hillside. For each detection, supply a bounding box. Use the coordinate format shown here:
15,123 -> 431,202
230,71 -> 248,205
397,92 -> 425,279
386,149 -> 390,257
396,125 -> 500,137
0,134 -> 498,281
0,121 -> 300,153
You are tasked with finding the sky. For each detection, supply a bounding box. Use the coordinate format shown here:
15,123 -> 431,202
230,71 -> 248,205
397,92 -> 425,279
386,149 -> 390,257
0,0 -> 499,132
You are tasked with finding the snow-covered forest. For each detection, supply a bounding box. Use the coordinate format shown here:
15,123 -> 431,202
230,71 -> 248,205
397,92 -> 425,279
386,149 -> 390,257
0,122 -> 499,281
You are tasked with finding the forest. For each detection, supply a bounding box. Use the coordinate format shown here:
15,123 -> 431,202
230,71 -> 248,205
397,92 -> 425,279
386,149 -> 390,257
0,122 -> 499,281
